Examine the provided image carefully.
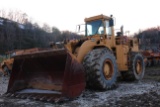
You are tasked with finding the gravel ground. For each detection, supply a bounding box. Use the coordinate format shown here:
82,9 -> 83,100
0,67 -> 160,107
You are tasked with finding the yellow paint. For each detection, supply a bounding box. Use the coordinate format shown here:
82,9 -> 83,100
59,14 -> 140,72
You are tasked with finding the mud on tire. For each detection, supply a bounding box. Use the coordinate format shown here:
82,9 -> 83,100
83,48 -> 118,90
121,53 -> 145,81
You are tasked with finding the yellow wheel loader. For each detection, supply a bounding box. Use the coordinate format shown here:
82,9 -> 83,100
4,14 -> 145,102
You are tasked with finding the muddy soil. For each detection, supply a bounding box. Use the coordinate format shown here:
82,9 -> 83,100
0,67 -> 160,107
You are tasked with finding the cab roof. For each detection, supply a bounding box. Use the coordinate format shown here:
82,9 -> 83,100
84,14 -> 111,22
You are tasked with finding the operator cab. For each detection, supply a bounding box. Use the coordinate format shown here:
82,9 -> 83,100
84,14 -> 114,36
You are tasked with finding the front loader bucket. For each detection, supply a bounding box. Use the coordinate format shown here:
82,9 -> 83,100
5,49 -> 85,102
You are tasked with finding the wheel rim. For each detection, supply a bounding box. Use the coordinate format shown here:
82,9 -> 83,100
136,60 -> 142,74
103,59 -> 114,80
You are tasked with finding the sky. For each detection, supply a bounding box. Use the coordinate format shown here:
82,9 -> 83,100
0,0 -> 160,35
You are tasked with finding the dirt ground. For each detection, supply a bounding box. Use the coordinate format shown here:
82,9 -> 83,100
0,67 -> 160,107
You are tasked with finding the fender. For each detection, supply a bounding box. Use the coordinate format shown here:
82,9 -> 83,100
76,39 -> 111,63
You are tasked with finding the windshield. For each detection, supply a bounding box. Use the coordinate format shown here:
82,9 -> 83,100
86,20 -> 103,36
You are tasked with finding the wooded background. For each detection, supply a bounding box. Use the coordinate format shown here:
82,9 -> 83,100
0,10 -> 81,54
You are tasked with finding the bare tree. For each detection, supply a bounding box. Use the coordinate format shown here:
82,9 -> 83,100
0,9 -> 28,24
42,23 -> 51,32
0,9 -> 7,18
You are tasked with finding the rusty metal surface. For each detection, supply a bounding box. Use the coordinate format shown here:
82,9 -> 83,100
13,48 -> 66,59
62,53 -> 85,98
6,48 -> 85,102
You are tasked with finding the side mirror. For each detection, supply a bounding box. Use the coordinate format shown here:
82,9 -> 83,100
109,18 -> 114,27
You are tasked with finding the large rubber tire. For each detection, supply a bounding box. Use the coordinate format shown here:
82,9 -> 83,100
83,48 -> 118,90
144,60 -> 147,67
121,53 -> 145,81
